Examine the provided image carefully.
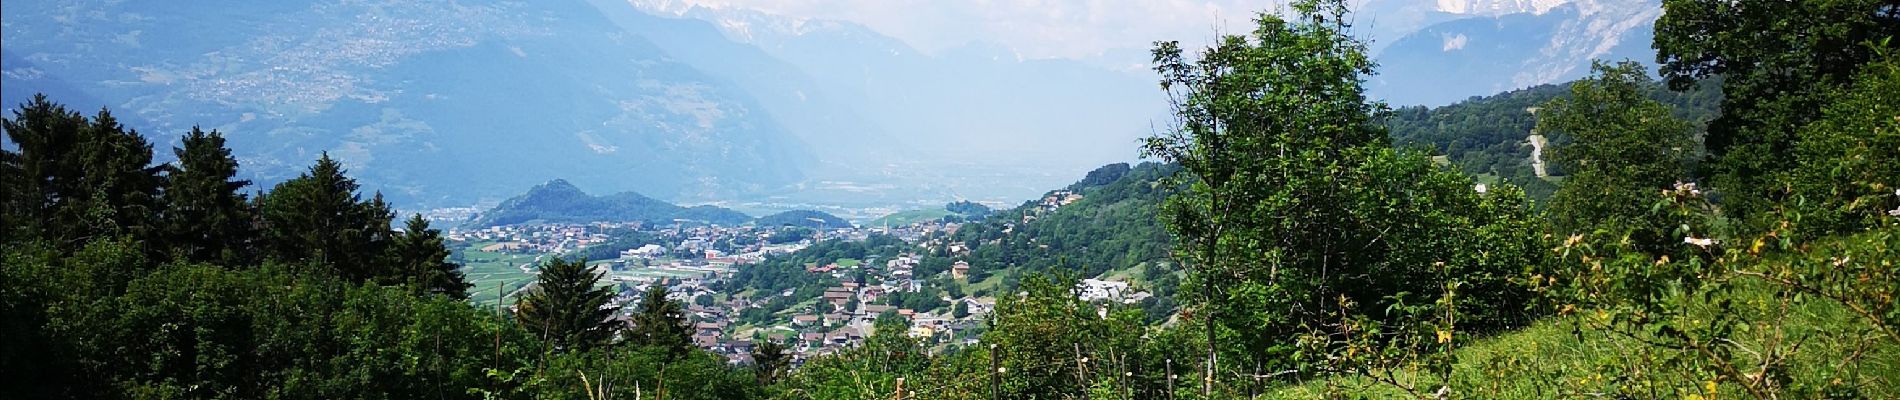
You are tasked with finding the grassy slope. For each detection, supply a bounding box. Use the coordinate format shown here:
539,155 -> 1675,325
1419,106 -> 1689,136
1263,239 -> 1900,399
869,208 -> 953,227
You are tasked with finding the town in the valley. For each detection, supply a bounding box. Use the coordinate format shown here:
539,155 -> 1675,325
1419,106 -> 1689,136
439,206 -> 1151,368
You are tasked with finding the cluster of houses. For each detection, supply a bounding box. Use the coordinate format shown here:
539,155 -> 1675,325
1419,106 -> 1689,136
448,215 -> 1154,368
451,224 -> 621,253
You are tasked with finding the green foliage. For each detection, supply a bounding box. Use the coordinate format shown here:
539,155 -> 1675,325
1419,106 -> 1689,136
754,210 -> 848,229
939,162 -> 1178,281
1143,3 -> 1545,395
774,316 -> 932,399
1384,77 -> 1720,203
750,339 -> 790,386
1655,0 -> 1900,227
628,284 -> 693,360
514,256 -> 618,352
1788,52 -> 1900,237
535,345 -> 759,400
1541,61 -> 1698,252
395,214 -> 472,299
1,94 -> 165,252
982,272 -> 1148,398
257,153 -> 399,282
159,126 -> 258,266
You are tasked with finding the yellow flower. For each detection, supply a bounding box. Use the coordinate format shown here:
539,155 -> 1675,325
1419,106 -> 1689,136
1437,330 -> 1452,344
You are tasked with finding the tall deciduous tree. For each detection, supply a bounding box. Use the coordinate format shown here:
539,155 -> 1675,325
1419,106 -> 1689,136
628,283 -> 691,360
515,257 -> 617,351
1540,61 -> 1696,253
257,153 -> 395,282
1788,51 -> 1900,236
1144,0 -> 1544,391
161,126 -> 258,266
1654,0 -> 1900,225
391,214 -> 469,299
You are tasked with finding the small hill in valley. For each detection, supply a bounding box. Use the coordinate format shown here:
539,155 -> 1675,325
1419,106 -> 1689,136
467,179 -> 751,227
755,210 -> 850,229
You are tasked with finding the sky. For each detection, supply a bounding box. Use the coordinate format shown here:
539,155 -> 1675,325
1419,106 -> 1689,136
642,0 -> 1278,60
636,1 -> 1571,61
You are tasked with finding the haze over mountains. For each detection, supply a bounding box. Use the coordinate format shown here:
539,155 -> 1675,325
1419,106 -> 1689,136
3,0 -> 1665,210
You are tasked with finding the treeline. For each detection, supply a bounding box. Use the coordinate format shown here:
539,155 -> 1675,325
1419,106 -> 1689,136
0,97 -> 762,399
1385,76 -> 1722,202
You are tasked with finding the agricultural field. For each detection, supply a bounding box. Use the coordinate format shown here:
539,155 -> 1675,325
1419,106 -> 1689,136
454,241 -> 545,307
868,208 -> 953,227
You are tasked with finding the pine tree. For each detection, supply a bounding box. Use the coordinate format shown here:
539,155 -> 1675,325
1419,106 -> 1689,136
257,153 -> 394,282
391,214 -> 469,299
161,126 -> 258,266
515,257 -> 617,351
628,283 -> 691,360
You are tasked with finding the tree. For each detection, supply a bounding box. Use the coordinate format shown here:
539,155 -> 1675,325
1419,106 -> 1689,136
257,153 -> 395,282
1143,1 -> 1544,394
1,95 -> 164,252
1654,0 -> 1900,225
515,257 -> 618,351
628,283 -> 691,360
390,214 -> 469,299
1788,51 -> 1900,236
750,339 -> 789,386
160,126 -> 258,266
1540,61 -> 1696,253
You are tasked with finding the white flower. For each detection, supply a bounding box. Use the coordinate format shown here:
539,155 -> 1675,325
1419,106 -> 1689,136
1474,183 -> 1488,193
1684,236 -> 1717,247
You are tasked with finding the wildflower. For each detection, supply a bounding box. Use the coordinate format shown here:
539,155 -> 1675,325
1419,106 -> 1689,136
1436,329 -> 1452,344
1684,236 -> 1717,247
1474,183 -> 1487,193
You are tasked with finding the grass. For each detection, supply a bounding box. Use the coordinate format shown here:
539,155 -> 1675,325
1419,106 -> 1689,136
457,243 -> 543,307
1259,241 -> 1900,399
870,208 -> 953,227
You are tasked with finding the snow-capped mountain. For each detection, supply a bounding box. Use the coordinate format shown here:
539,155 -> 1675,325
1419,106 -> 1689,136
1370,0 -> 1662,106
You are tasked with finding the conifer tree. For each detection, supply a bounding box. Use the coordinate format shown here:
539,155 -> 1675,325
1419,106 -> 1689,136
161,126 -> 258,265
391,214 -> 469,299
257,153 -> 394,281
0,95 -> 164,250
515,257 -> 617,351
628,283 -> 692,360
751,339 -> 789,386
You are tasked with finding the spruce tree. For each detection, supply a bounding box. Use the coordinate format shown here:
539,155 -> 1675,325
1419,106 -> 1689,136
0,95 -> 164,251
628,283 -> 691,359
257,153 -> 394,282
391,214 -> 469,299
515,257 -> 617,351
161,126 -> 258,265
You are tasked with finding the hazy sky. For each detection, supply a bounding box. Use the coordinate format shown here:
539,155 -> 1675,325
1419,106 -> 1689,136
650,0 -> 1276,59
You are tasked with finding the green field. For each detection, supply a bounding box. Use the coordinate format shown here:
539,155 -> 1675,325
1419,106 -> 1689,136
456,241 -> 544,308
869,208 -> 953,227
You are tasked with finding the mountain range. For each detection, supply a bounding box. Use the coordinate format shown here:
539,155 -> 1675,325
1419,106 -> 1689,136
4,0 -> 1673,209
